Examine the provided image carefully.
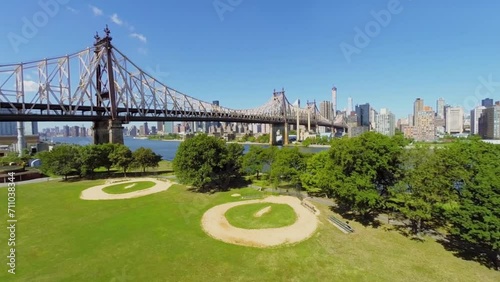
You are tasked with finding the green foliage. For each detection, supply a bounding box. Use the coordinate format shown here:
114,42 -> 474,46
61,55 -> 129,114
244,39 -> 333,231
388,145 -> 455,234
0,152 -> 21,166
322,132 -> 404,217
242,146 -> 266,178
445,140 -> 500,264
269,147 -> 306,188
302,136 -> 330,147
238,134 -> 256,142
132,147 -> 162,173
172,134 -> 244,191
78,145 -> 103,178
109,144 -> 134,176
148,133 -> 181,140
300,151 -> 333,194
256,134 -> 270,143
97,143 -> 118,172
38,144 -> 80,180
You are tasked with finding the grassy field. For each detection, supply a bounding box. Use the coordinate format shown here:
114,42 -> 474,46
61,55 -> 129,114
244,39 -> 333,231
225,203 -> 297,229
102,181 -> 156,194
0,179 -> 499,281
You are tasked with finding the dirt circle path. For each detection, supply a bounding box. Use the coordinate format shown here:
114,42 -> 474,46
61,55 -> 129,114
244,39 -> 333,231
201,196 -> 318,248
80,178 -> 173,200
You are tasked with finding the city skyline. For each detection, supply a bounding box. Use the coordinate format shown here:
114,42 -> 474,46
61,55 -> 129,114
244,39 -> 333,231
2,1 -> 500,127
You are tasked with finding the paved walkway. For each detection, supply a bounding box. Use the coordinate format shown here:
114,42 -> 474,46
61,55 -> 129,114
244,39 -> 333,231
0,177 -> 61,187
201,196 -> 319,248
80,178 -> 173,200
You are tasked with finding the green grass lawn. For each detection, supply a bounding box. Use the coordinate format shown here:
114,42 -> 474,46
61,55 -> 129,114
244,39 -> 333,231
0,180 -> 499,281
225,203 -> 297,229
101,181 -> 156,194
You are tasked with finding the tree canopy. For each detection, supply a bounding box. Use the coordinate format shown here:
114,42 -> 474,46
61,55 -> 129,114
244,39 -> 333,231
173,134 -> 244,191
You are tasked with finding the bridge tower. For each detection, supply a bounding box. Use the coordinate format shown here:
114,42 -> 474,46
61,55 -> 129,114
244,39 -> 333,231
91,26 -> 124,144
269,88 -> 289,146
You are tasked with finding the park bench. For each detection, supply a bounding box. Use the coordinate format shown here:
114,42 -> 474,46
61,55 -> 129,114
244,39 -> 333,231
328,216 -> 354,233
301,201 -> 317,213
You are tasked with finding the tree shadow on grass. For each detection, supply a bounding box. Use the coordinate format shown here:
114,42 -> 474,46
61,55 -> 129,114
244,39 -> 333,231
329,204 -> 381,229
437,235 -> 499,270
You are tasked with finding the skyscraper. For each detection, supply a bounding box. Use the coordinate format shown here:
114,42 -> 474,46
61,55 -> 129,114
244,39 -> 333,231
331,86 -> 337,117
436,98 -> 445,118
478,105 -> 500,139
482,98 -> 493,107
347,97 -> 353,113
157,121 -> 164,132
413,98 -> 424,126
355,103 -> 370,126
375,108 -> 396,136
319,101 -> 333,120
446,107 -> 464,134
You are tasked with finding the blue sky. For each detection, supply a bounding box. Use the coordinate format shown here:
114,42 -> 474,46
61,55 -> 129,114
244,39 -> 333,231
1,0 -> 500,130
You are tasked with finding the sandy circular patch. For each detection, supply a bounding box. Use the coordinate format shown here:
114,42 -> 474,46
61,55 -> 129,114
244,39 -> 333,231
80,178 -> 173,200
201,196 -> 318,248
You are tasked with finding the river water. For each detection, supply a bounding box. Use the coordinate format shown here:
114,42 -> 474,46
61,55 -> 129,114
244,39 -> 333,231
50,137 -> 328,160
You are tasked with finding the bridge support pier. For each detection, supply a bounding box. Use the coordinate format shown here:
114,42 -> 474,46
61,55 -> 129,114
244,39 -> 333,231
109,120 -> 124,144
17,121 -> 26,156
283,122 -> 289,146
92,120 -> 124,144
269,123 -> 289,146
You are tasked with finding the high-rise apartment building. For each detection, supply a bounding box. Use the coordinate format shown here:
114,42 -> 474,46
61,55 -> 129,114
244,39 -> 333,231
355,103 -> 370,127
478,105 -> 500,139
347,97 -> 353,113
319,101 -> 333,120
413,98 -> 424,126
445,107 -> 464,134
436,98 -> 445,119
375,108 -> 396,136
331,87 -> 337,118
369,108 -> 378,130
482,98 -> 493,107
415,110 -> 436,141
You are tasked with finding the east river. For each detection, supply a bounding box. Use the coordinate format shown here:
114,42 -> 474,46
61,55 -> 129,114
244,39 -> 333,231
50,137 -> 328,160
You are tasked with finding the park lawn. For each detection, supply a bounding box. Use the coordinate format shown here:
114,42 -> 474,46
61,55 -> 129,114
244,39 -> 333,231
0,180 -> 498,281
101,181 -> 156,194
225,203 -> 297,229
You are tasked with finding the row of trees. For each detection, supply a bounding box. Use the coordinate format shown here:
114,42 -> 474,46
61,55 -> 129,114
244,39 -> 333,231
37,144 -> 162,180
172,133 -> 499,268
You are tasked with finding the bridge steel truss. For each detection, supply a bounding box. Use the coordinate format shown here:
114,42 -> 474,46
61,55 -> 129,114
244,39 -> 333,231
0,31 -> 346,130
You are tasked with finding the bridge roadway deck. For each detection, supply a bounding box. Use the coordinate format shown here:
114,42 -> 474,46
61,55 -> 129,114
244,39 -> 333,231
0,102 -> 346,128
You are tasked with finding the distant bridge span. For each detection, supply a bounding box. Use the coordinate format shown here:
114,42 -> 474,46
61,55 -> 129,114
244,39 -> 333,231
0,27 -> 346,145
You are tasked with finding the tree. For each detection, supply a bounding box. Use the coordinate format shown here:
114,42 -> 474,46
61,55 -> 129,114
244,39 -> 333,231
242,145 -> 266,178
38,144 -> 80,180
300,151 -> 334,194
214,143 -> 244,188
327,132 -> 404,217
269,147 -> 306,188
97,143 -> 118,173
388,145 -> 456,235
78,145 -> 103,178
109,144 -> 134,177
445,140 -> 500,269
0,152 -> 21,166
173,134 -> 244,191
133,147 -> 162,173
